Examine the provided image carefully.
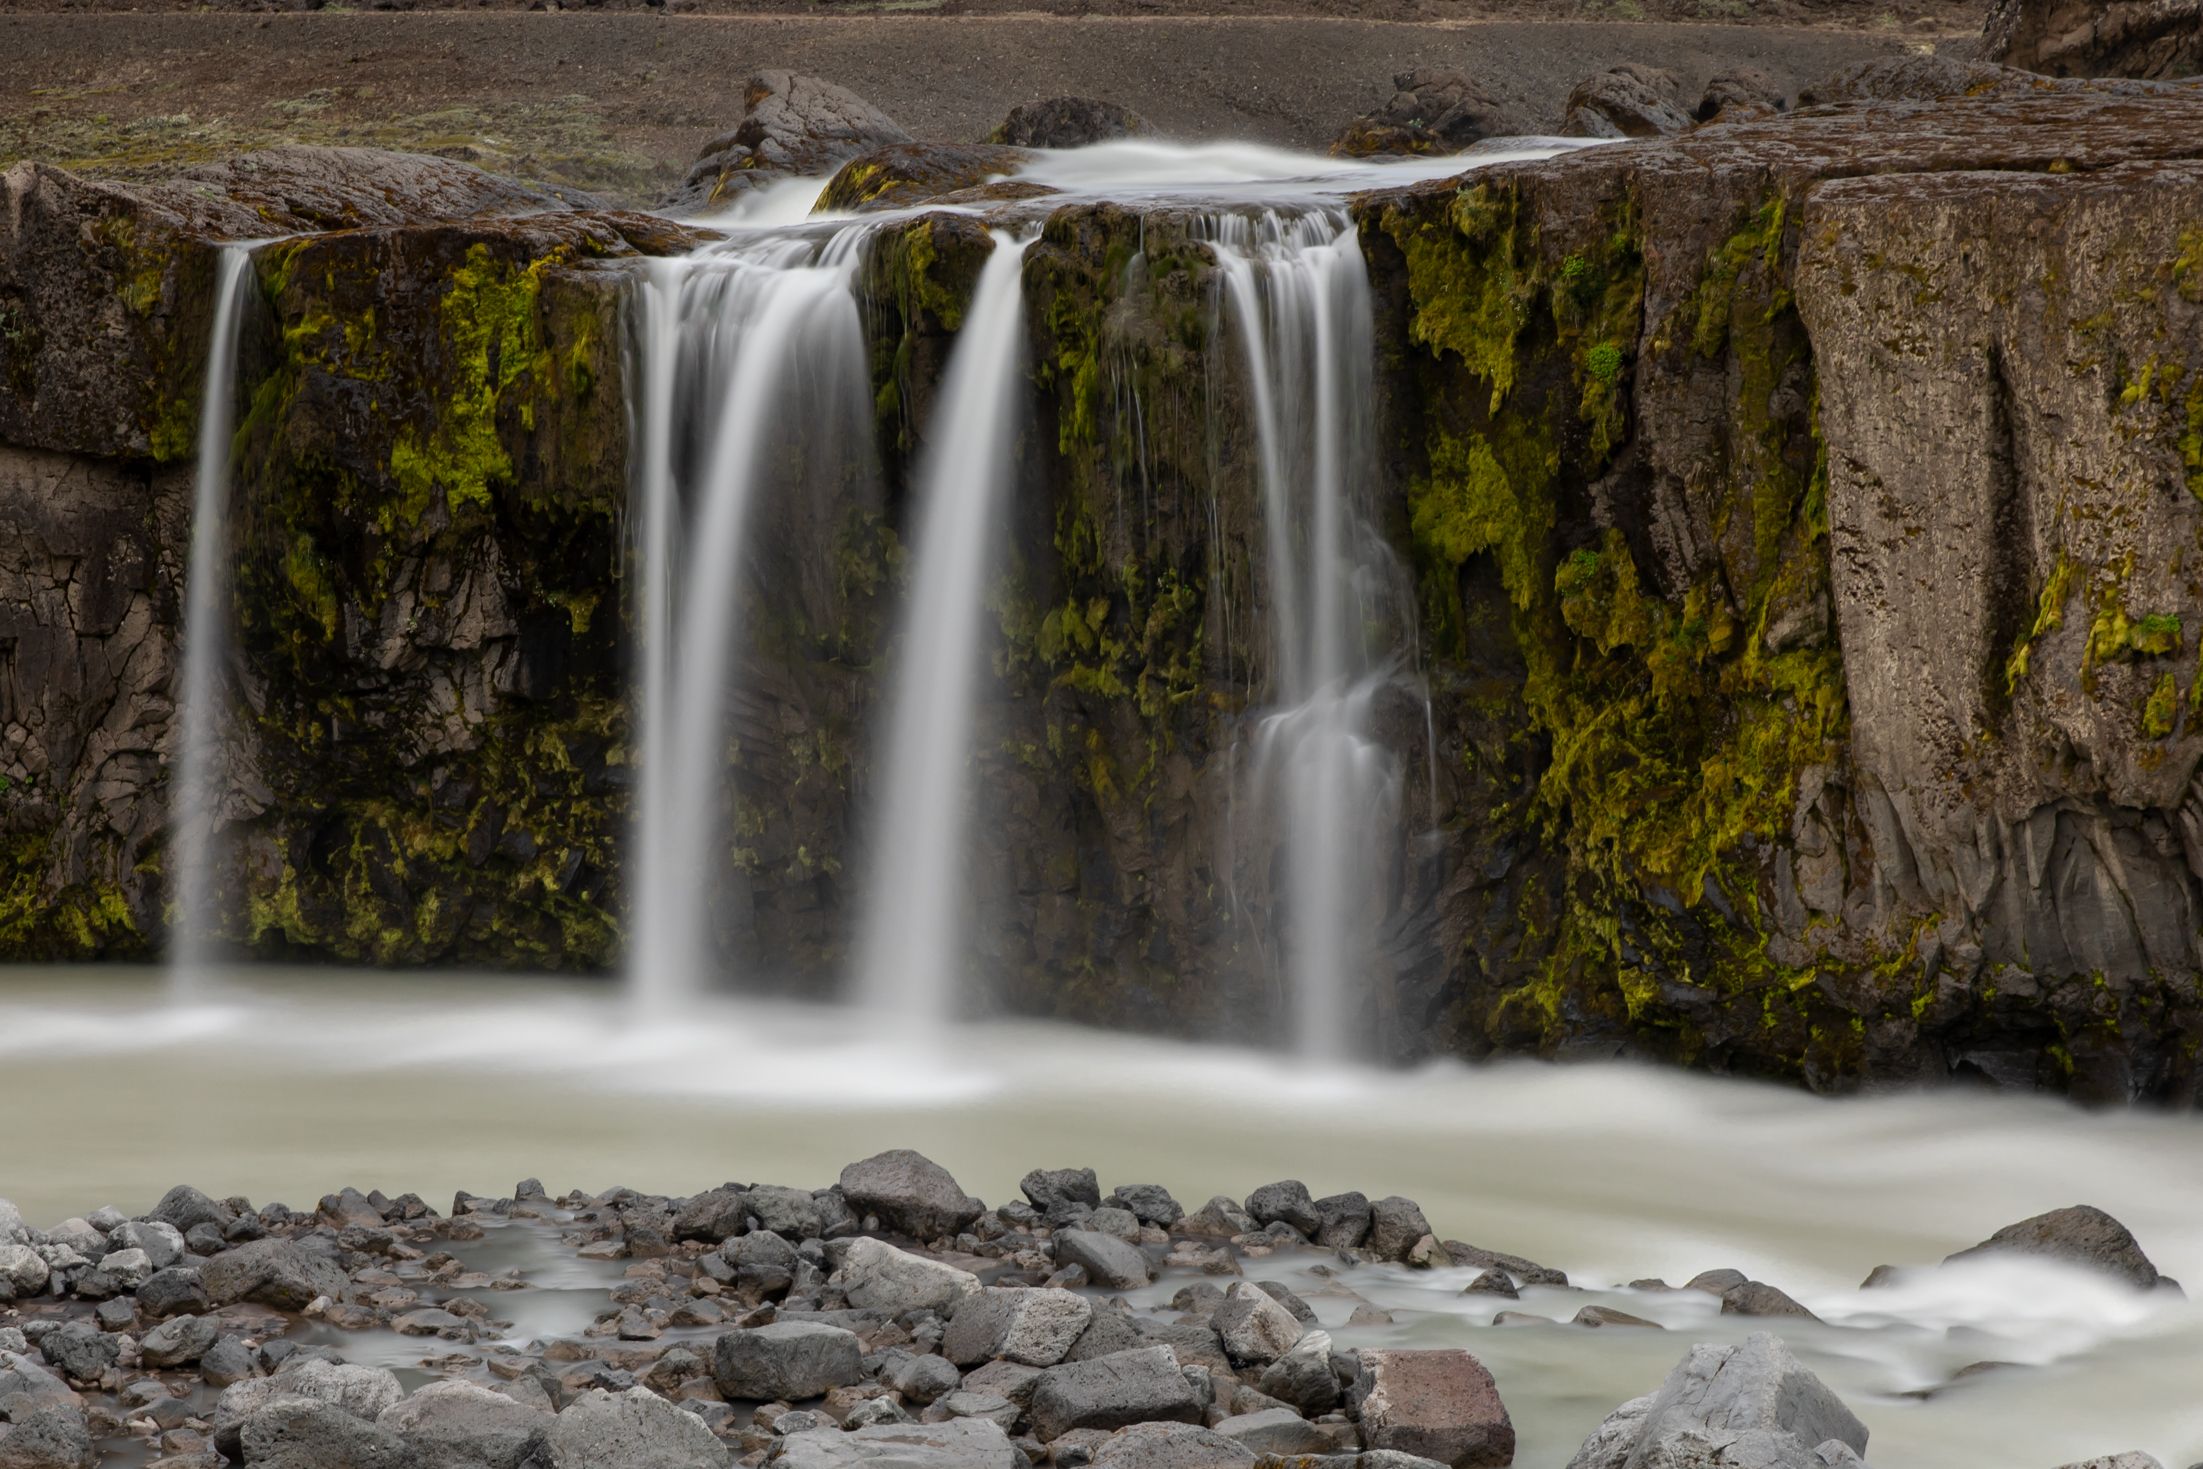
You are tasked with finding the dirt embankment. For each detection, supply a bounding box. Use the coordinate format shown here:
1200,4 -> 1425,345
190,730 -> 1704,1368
0,10 -> 1961,205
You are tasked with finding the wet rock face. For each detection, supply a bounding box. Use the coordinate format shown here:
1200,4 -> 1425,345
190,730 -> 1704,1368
1985,0 -> 2203,80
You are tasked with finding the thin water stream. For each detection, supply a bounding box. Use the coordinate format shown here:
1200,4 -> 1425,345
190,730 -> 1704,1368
3,969 -> 2202,1467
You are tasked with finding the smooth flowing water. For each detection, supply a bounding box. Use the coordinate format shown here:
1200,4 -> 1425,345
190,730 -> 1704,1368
3,968 -> 2201,1468
626,229 -> 874,1011
165,243 -> 258,998
851,231 -> 1036,1020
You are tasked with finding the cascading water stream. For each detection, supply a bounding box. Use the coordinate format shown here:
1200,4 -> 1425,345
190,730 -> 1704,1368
851,231 -> 1037,1022
627,228 -> 874,1014
1212,210 -> 1409,1059
167,243 -> 259,1000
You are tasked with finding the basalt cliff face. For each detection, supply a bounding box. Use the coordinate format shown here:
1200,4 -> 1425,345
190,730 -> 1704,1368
5,89 -> 2203,1100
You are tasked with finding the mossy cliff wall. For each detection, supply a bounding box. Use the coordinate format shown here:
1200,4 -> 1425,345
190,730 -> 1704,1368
8,112 -> 2203,1100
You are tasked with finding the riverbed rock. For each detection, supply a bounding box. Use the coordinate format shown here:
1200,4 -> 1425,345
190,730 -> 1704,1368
112,1221 -> 186,1271
375,1378 -> 551,1469
835,1237 -> 980,1315
775,1417 -> 1023,1468
1211,1406 -> 1329,1455
1942,1206 -> 2161,1288
712,1321 -> 863,1402
725,1229 -> 799,1299
1022,1169 -> 1104,1215
947,1287 -> 1094,1367
36,1327 -> 114,1385
1089,1421 -> 1259,1468
1694,67 -> 1787,122
1181,1200 -> 1257,1238
1243,1183 -> 1319,1238
547,1386 -> 729,1469
673,1188 -> 749,1245
148,1187 -> 227,1235
1028,1346 -> 1205,1442
1722,1282 -> 1821,1321
136,1267 -> 210,1320
1112,1187 -> 1184,1229
889,1353 -> 963,1406
1985,0 -> 2203,79
199,1335 -> 259,1389
0,1405 -> 96,1469
0,1248 -> 48,1303
1332,69 -> 1525,159
816,143 -> 1032,215
746,1186 -> 826,1242
239,1397 -> 419,1469
1211,1283 -> 1302,1367
1054,1229 -> 1151,1290
1367,1198 -> 1434,1263
1561,64 -> 1693,138
139,1314 -> 219,1367
1309,1193 -> 1372,1249
204,1238 -> 349,1312
839,1153 -> 985,1241
989,98 -> 1152,149
0,1352 -> 81,1416
1567,1332 -> 1866,1469
1253,1330 -> 1338,1415
1349,1349 -> 1513,1468
668,72 -> 912,216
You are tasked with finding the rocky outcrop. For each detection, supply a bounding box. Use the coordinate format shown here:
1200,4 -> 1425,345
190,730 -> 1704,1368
1561,64 -> 1695,138
988,98 -> 1152,149
1985,0 -> 2203,80
1330,70 -> 1526,159
815,144 -> 1035,215
664,72 -> 912,217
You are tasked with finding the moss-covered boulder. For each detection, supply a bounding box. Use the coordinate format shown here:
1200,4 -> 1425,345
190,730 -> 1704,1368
816,144 -> 1034,215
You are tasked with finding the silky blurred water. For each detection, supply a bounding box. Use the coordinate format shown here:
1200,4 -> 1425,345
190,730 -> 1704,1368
3,968 -> 2201,1466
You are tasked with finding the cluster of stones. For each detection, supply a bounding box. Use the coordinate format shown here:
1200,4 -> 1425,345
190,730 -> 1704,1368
0,1155 -> 2187,1469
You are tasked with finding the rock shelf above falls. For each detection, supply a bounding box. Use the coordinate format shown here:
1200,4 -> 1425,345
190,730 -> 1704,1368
3,80 -> 2203,1096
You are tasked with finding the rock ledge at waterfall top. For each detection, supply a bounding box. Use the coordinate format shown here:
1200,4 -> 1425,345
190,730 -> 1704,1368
2,1152 -> 2169,1466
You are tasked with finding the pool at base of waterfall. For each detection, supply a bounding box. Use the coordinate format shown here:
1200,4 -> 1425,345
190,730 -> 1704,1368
1,967 -> 2199,1469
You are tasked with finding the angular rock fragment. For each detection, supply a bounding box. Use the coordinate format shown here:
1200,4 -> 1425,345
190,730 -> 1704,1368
1054,1229 -> 1151,1290
712,1321 -> 863,1402
0,1405 -> 97,1469
1367,1198 -> 1434,1263
1721,1282 -> 1821,1321
1087,1421 -> 1257,1467
546,1386 -> 729,1469
1943,1205 -> 2161,1288
1028,1346 -> 1205,1441
945,1287 -> 1094,1367
774,1417 -> 1022,1467
673,1187 -> 749,1245
838,1152 -> 984,1241
1441,1244 -> 1568,1289
1349,1348 -> 1514,1468
1562,65 -> 1694,138
1211,1282 -> 1302,1367
1565,1332 -> 1866,1469
835,1237 -> 980,1315
376,1378 -> 551,1469
665,71 -> 911,216
203,1238 -> 349,1312
1243,1182 -> 1319,1237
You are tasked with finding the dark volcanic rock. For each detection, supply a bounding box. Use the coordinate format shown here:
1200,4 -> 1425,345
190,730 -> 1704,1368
1331,68 -> 1525,158
840,1152 -> 984,1241
1242,1181 -> 1317,1237
1943,1205 -> 2162,1287
203,1238 -> 348,1312
0,1406 -> 97,1469
1694,67 -> 1787,121
665,71 -> 911,216
148,1186 -> 227,1234
1561,63 -> 1694,137
1021,1168 -> 1103,1214
137,1266 -> 210,1319
1721,1282 -> 1822,1321
38,1325 -> 117,1384
989,97 -> 1152,148
1027,1346 -> 1204,1442
242,1397 -> 422,1469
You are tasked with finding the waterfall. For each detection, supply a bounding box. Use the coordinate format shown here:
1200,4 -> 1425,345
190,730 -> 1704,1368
166,243 -> 259,998
626,228 -> 874,1014
1212,211 -> 1409,1059
850,231 -> 1037,1021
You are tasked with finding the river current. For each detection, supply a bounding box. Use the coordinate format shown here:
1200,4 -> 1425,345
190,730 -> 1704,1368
2,969 -> 2199,1467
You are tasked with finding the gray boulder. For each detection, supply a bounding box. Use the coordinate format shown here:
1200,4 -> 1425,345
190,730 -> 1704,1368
1943,1206 -> 2161,1289
1253,1330 -> 1338,1415
1443,1244 -> 1568,1289
200,1335 -> 260,1389
1064,1301 -> 1146,1363
1021,1169 -> 1102,1214
93,1247 -> 151,1289
1367,1198 -> 1434,1263
672,1187 -> 749,1245
0,1247 -> 48,1303
148,1186 -> 227,1235
0,1405 -> 96,1469
2047,1457 -> 2167,1469
139,1313 -> 219,1367
945,1287 -> 1093,1368
712,1321 -> 862,1401
137,1266 -> 210,1319
1351,1348 -> 1514,1469
36,1327 -> 114,1384
1565,1332 -> 1867,1469
240,1397 -> 419,1469
889,1353 -> 963,1406
1111,1186 -> 1183,1229
1693,66 -> 1786,122
546,1387 -> 729,1469
1088,1421 -> 1257,1468
1311,1193 -> 1372,1249
838,1152 -> 984,1241
1211,1282 -> 1302,1367
747,1186 -> 825,1242
724,1229 -> 798,1299
110,1221 -> 186,1272
774,1418 -> 1021,1467
1243,1183 -> 1318,1237
0,1203 -> 21,1245
1054,1230 -> 1150,1291
1212,1406 -> 1329,1455
1722,1282 -> 1822,1321
1561,64 -> 1694,139
1028,1346 -> 1204,1442
961,1359 -> 1045,1408
1130,1321 -> 1231,1377
1181,1199 -> 1256,1238
204,1239 -> 348,1312
214,1359 -> 406,1455
835,1238 -> 979,1316
376,1378 -> 551,1469
0,1352 -> 81,1416
922,1389 -> 1016,1430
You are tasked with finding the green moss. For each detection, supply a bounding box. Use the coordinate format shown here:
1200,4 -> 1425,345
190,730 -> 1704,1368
2143,671 -> 2179,738
2007,553 -> 2076,691
0,830 -> 148,960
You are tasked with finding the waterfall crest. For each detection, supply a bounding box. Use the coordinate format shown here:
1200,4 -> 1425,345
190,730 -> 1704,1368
167,243 -> 259,999
627,228 -> 875,1012
850,231 -> 1037,1021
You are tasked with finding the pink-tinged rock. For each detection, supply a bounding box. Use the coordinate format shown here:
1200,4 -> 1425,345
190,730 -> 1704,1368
1347,1349 -> 1513,1468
